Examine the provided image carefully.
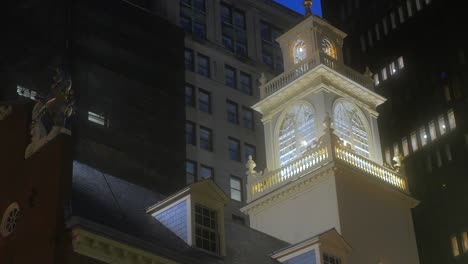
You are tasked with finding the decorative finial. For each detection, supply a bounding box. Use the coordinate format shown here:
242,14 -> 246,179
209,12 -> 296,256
246,155 -> 257,177
303,0 -> 313,17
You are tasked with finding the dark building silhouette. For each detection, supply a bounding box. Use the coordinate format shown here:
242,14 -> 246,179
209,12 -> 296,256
322,0 -> 468,263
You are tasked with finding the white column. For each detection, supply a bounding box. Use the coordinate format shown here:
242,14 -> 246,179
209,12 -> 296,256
369,113 -> 384,165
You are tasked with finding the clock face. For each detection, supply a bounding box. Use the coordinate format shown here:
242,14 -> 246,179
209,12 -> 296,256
293,40 -> 306,64
322,38 -> 337,59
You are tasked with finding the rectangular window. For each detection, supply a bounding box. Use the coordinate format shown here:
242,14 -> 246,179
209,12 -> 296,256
242,107 -> 254,130
448,109 -> 456,131
200,126 -> 213,151
16,85 -> 38,101
419,126 -> 428,146
438,115 -> 447,136
261,21 -> 283,70
360,35 -> 366,52
244,143 -> 256,161
239,72 -> 252,95
398,6 -> 405,23
195,204 -> 218,253
375,24 -> 381,41
185,83 -> 196,107
382,18 -> 389,35
462,232 -> 468,253
390,62 -> 397,75
88,111 -> 107,127
198,89 -> 211,113
180,0 -> 207,39
416,0 -> 422,10
402,137 -> 410,156
323,253 -> 342,264
224,65 -> 237,89
197,53 -> 210,78
184,49 -> 194,71
185,121 -> 196,145
374,74 -> 380,86
407,0 -> 413,17
221,4 -> 247,56
429,121 -> 437,141
390,12 -> 396,29
200,165 -> 214,179
186,160 -> 197,184
226,100 -> 239,124
398,56 -> 405,69
445,144 -> 452,161
435,149 -> 442,168
452,235 -> 460,257
411,131 -> 419,151
230,176 -> 242,201
381,67 -> 388,80
228,137 -> 241,161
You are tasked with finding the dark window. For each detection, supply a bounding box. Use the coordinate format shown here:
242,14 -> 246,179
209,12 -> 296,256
197,53 -> 210,77
195,204 -> 218,253
225,65 -> 237,88
185,83 -> 195,107
180,0 -> 207,39
228,137 -> 241,161
242,107 -> 254,129
200,126 -> 213,151
244,143 -> 256,161
221,3 -> 247,56
230,176 -> 242,201
239,72 -> 252,95
184,49 -> 194,71
200,165 -> 214,179
186,160 -> 197,184
198,89 -> 211,113
260,21 -> 283,71
226,100 -> 239,124
185,121 -> 196,145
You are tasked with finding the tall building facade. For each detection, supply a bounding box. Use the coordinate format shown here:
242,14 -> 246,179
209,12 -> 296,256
322,0 -> 468,263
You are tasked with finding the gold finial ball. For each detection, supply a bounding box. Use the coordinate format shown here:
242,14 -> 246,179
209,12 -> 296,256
303,0 -> 313,16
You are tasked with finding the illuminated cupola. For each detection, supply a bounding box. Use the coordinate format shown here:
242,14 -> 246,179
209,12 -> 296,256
241,2 -> 420,264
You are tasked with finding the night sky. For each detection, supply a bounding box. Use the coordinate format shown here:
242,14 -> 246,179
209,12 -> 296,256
274,0 -> 322,17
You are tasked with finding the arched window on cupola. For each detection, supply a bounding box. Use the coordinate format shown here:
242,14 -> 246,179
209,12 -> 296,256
333,101 -> 370,158
293,40 -> 307,64
278,103 -> 317,166
321,38 -> 337,60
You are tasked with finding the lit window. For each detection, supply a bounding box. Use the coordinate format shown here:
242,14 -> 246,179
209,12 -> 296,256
16,85 -> 39,101
230,176 -> 242,201
374,74 -> 380,86
200,126 -> 213,151
429,121 -> 437,141
221,3 -> 247,56
198,89 -> 211,113
402,137 -> 410,156
242,107 -> 254,130
180,0 -> 207,39
240,72 -> 252,95
419,126 -> 428,146
389,62 -> 397,75
435,150 -> 442,168
390,12 -> 396,29
462,232 -> 468,253
381,68 -> 388,80
185,84 -> 196,107
186,160 -> 197,184
244,143 -> 256,161
283,250 -> 316,264
195,204 -> 218,253
451,235 -> 460,257
445,144 -> 452,161
184,49 -> 194,71
334,101 -> 370,158
323,253 -> 342,264
228,137 -> 241,161
224,65 -> 237,89
226,100 -> 239,124
200,165 -> 213,179
322,39 -> 337,59
438,115 -> 447,136
407,0 -> 413,17
155,200 -> 188,242
197,53 -> 210,78
88,111 -> 107,127
186,121 -> 196,145
398,56 -> 405,69
398,6 -> 405,23
411,131 -> 419,151
382,18 -> 389,35
448,109 -> 456,130
294,39 -> 307,64
375,24 -> 381,40
279,104 -> 317,166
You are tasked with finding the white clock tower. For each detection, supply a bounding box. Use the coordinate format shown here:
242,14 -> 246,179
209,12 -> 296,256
241,2 -> 420,264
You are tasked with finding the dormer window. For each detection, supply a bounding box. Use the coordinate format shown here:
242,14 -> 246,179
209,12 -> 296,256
293,40 -> 307,64
321,39 -> 337,60
195,204 -> 219,253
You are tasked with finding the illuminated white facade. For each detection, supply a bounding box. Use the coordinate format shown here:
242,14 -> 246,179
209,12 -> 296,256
242,14 -> 420,264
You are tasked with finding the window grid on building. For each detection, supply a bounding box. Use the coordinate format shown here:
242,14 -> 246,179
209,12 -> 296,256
198,89 -> 211,113
180,0 -> 207,39
200,165 -> 214,179
221,3 -> 247,57
239,72 -> 252,95
224,65 -> 237,89
244,143 -> 256,161
195,204 -> 218,254
230,176 -> 242,202
323,253 -> 342,264
242,107 -> 254,130
334,102 -> 369,158
261,21 -> 283,71
199,126 -> 213,151
197,53 -> 210,77
228,137 -> 241,161
226,100 -> 239,124
186,160 -> 197,184
185,83 -> 196,107
184,49 -> 194,71
186,121 -> 196,145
